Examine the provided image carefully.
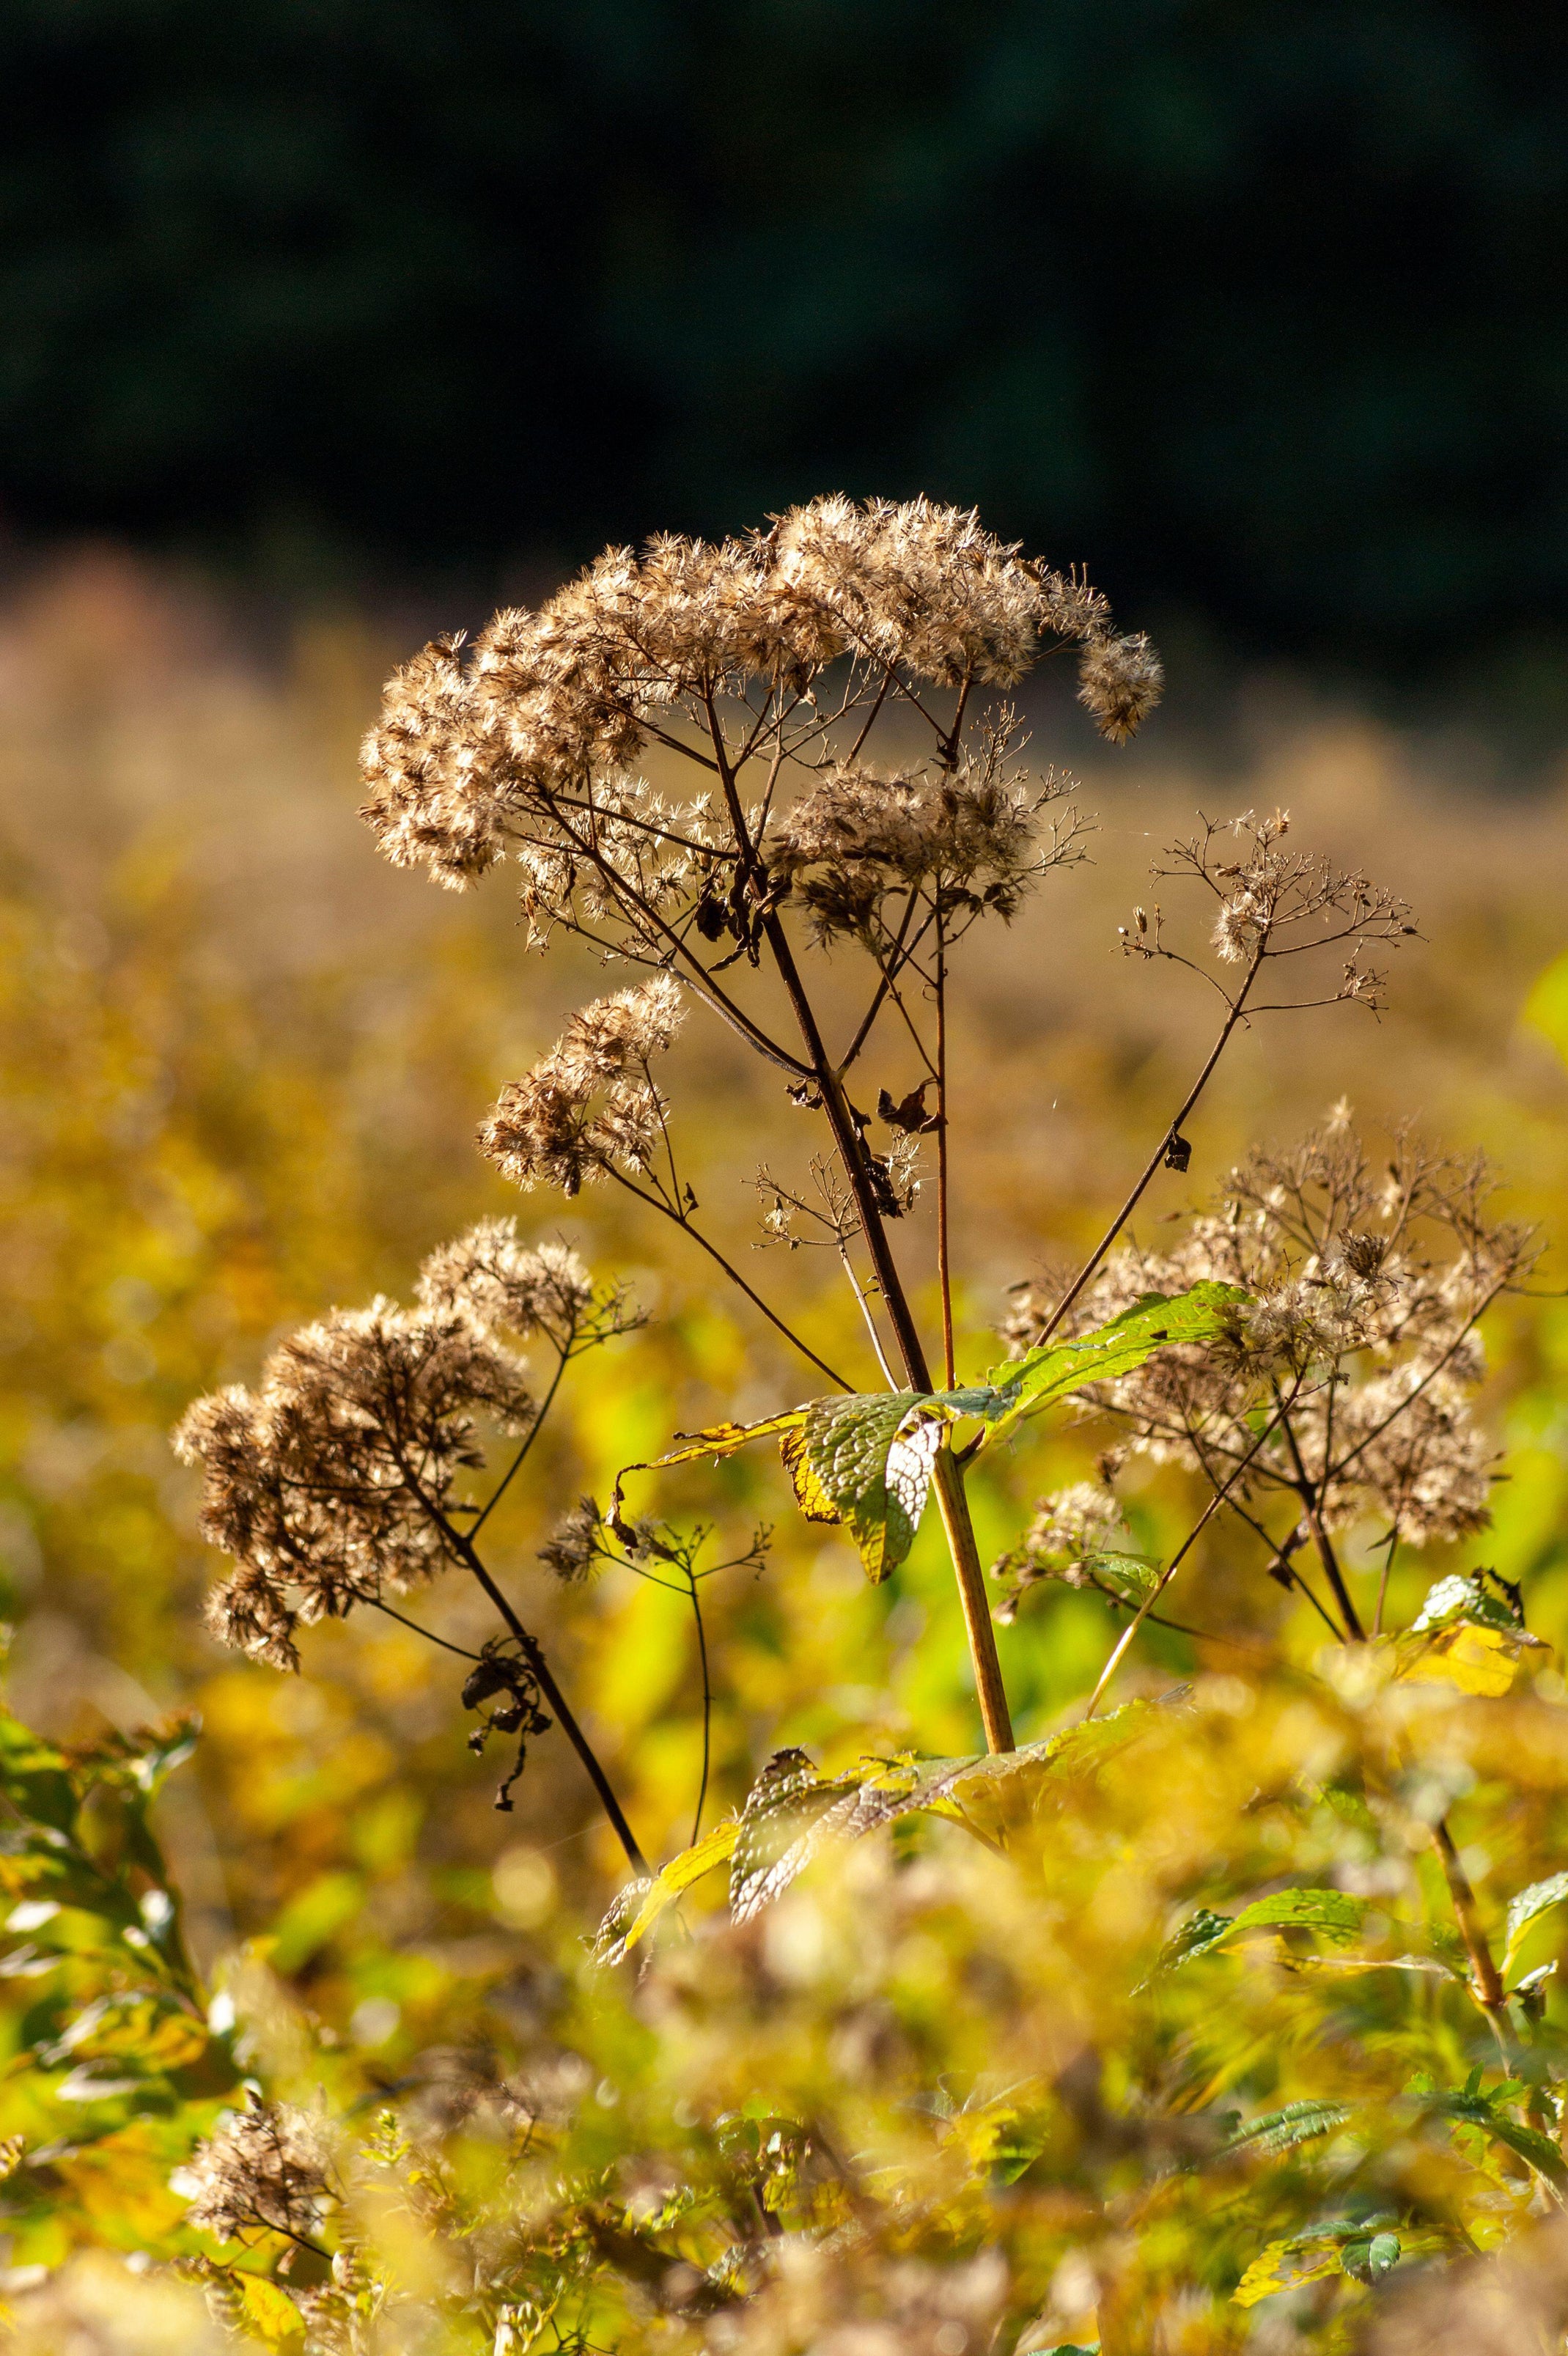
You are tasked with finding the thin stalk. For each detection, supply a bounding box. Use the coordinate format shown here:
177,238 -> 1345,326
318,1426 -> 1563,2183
395,1454 -> 649,1875
702,697 -> 1014,1751
611,1169 -> 851,1393
688,1576 -> 712,1847
1432,1818 -> 1509,2027
1373,1525 -> 1399,1637
471,1349 -> 568,1537
935,901 -> 956,1388
1034,943 -> 1267,1347
1271,1386 -> 1365,1640
1086,1393 -> 1295,1717
840,1246 -> 899,1386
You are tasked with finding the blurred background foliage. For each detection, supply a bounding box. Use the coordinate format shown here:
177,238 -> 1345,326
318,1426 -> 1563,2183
2,1 -> 1568,682
4,549 -> 1568,2074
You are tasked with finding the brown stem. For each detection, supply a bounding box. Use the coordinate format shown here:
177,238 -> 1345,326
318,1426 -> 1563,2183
935,903 -> 956,1389
701,696 -> 1014,1751
1271,1388 -> 1365,1641
393,1451 -> 649,1876
1433,1817 -> 1508,2019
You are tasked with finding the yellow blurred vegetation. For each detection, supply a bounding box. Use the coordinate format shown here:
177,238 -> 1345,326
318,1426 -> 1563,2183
6,551 -> 1568,2344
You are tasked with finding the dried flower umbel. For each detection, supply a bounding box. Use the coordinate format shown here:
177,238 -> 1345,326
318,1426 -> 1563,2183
1002,1122 -> 1534,1643
175,1221 -> 652,1869
178,2095 -> 334,2254
361,496 -> 1163,1749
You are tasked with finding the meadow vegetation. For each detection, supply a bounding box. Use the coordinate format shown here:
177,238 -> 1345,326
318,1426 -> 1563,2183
4,531 -> 1568,2349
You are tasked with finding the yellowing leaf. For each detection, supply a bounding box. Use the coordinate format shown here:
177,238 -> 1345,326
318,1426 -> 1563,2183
1402,1621 -> 1522,1698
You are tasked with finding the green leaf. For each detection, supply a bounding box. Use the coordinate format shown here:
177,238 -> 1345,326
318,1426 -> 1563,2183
1221,2099 -> 1353,2157
1504,1870 -> 1568,1975
1341,2231 -> 1401,2285
597,1709 -> 1158,1954
592,1819 -> 743,1966
1233,2237 -> 1345,2306
974,1283 -> 1249,1440
616,1284 -> 1247,1583
1165,1888 -> 1369,1970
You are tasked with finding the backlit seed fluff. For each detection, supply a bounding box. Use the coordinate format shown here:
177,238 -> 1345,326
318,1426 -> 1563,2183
173,1300 -> 533,1670
480,976 -> 685,1197
1076,632 -> 1165,743
358,498 -> 1157,902
417,1220 -> 595,1347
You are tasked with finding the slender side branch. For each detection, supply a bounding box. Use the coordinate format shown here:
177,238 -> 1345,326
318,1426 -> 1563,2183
1036,944 -> 1267,1347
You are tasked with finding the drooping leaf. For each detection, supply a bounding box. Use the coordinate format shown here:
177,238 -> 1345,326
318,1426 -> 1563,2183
616,1285 -> 1247,1582
1398,1575 -> 1545,1697
973,1283 -> 1249,1440
598,1710 -> 1158,1957
592,1819 -> 743,1966
1504,1869 -> 1568,1975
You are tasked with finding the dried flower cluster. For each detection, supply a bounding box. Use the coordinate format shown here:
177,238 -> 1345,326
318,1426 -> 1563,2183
174,1218 -> 633,1669
174,1294 -> 530,1670
765,719 -> 1087,946
178,2096 -> 332,2247
479,974 -> 685,1196
1122,808 -> 1416,1012
1004,1123 -> 1534,1623
417,1218 -> 636,1353
360,496 -> 1158,912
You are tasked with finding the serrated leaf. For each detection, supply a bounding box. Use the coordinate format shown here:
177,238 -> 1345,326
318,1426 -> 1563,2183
603,1711 -> 1158,1953
976,1282 -> 1249,1439
1440,2092 -> 1568,2186
1504,1870 -> 1568,1975
1165,1888 -> 1369,1970
1221,2099 -> 1353,2157
593,1821 -> 742,1965
1401,1621 -> 1530,1698
617,1286 -> 1247,1584
1233,2237 -> 1345,2305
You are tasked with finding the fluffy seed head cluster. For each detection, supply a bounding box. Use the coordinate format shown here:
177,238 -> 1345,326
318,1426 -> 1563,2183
173,1233 -> 557,1669
1161,809 -> 1414,1002
479,974 -> 685,1197
416,1218 -> 636,1353
358,497 -> 1157,940
538,1495 -> 605,1583
1004,1123 -> 1533,1550
764,716 -> 1086,943
179,2096 -> 332,2245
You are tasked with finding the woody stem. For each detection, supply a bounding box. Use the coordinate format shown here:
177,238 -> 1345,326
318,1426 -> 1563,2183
704,699 -> 1014,1753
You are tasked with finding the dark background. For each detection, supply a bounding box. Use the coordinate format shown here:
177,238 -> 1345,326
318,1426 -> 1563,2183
5,0 -> 1567,675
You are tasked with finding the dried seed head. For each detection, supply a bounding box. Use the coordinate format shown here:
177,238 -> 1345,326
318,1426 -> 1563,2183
179,2095 -> 331,2245
1076,632 -> 1165,742
173,1301 -> 532,1670
480,976 -> 685,1197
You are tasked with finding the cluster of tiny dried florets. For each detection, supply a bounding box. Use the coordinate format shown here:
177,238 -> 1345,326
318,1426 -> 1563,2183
1121,809 -> 1416,1009
478,973 -> 685,1197
178,2094 -> 333,2247
765,712 -> 1089,946
1004,1121 -> 1534,1563
174,1223 -> 623,1670
358,497 -> 1159,948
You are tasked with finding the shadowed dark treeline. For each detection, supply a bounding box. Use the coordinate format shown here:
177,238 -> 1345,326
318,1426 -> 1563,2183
4,0 -> 1567,669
